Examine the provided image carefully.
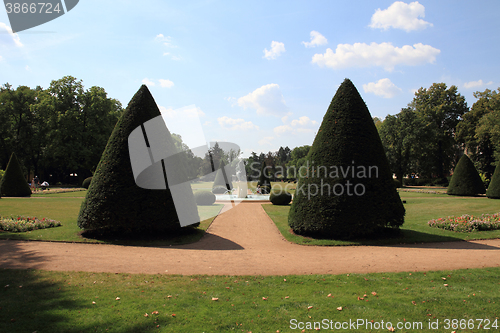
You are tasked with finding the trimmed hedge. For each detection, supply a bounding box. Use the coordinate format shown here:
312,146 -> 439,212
288,79 -> 405,239
270,191 -> 292,205
82,176 -> 93,189
0,152 -> 31,197
77,85 -> 199,236
194,191 -> 216,205
486,163 -> 500,199
447,154 -> 486,196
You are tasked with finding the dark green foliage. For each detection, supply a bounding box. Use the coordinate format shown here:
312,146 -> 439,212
270,191 -> 292,205
77,85 -> 199,236
447,154 -> 486,196
487,163 -> 500,199
260,185 -> 271,194
288,79 -> 405,239
257,161 -> 272,187
212,160 -> 232,192
0,152 -> 31,197
393,179 -> 402,188
82,176 -> 92,189
194,191 -> 216,205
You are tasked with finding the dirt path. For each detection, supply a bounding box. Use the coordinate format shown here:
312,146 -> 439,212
1,202 -> 500,275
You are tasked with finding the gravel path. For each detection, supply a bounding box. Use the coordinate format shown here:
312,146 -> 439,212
1,202 -> 499,275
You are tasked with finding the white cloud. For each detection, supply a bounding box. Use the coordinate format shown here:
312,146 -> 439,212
159,79 -> 174,88
238,84 -> 288,116
274,116 -> 319,136
302,31 -> 328,48
369,1 -> 433,32
218,116 -> 259,131
312,42 -> 440,71
363,78 -> 402,98
162,105 -> 205,118
258,136 -> 274,146
463,79 -> 494,89
25,65 -> 31,71
142,78 -> 155,86
0,22 -> 23,47
263,41 -> 285,60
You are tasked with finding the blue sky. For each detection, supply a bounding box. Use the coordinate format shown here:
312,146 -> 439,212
1,0 -> 499,157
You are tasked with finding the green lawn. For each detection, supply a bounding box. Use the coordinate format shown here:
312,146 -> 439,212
263,190 -> 500,246
0,191 -> 223,246
0,268 -> 498,332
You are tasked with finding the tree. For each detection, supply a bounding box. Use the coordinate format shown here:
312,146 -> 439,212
286,145 -> 310,178
212,159 -> 233,194
257,160 -> 272,188
409,83 -> 468,178
77,85 -> 199,236
447,154 -> 486,196
456,88 -> 499,178
378,108 -> 424,184
288,79 -> 405,239
486,162 -> 500,199
0,152 -> 31,197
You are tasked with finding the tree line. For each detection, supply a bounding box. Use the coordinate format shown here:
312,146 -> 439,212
0,76 -> 123,185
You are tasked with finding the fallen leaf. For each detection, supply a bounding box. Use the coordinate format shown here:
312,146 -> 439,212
327,293 -> 332,297
283,279 -> 287,282
152,311 -> 159,315
337,307 -> 342,311
262,297 -> 268,301
444,284 -> 449,287
388,326 -> 395,332
92,301 -> 96,305
171,313 -> 176,317
442,278 -> 446,281
144,313 -> 149,317
212,297 -> 219,301
357,297 -> 364,301
115,297 -> 120,301
167,295 -> 172,298
371,292 -> 377,296
307,306 -> 313,309
411,301 -> 416,305
285,296 -> 289,299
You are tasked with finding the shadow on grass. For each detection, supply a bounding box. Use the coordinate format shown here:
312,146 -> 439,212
0,242 -> 171,332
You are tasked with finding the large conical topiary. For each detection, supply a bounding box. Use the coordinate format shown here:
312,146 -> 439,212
288,79 -> 405,239
0,152 -> 31,197
212,160 -> 233,194
77,85 -> 199,236
447,154 -> 486,196
486,162 -> 500,199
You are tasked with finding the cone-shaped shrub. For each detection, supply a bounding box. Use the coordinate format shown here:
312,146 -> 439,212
447,154 -> 486,196
77,85 -> 199,236
212,160 -> 232,194
487,163 -> 500,199
288,79 -> 405,239
0,152 -> 31,197
257,161 -> 272,187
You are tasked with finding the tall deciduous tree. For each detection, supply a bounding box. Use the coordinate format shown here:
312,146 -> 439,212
408,83 -> 468,178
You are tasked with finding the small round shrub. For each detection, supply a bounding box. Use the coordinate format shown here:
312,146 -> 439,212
212,185 -> 229,194
194,191 -> 216,205
82,176 -> 93,189
270,191 -> 292,205
393,179 -> 402,188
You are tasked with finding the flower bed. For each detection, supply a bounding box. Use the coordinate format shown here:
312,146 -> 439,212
428,213 -> 500,232
0,216 -> 62,232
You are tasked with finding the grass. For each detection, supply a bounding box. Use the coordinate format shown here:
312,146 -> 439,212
0,191 -> 223,246
0,268 -> 498,332
263,191 -> 500,246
